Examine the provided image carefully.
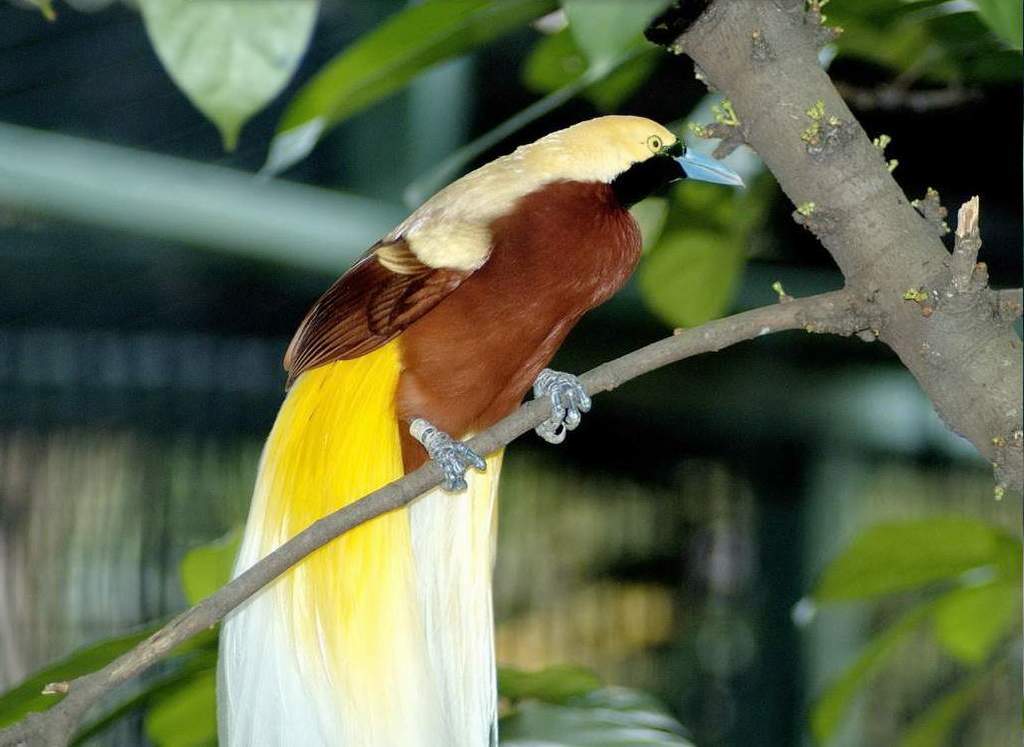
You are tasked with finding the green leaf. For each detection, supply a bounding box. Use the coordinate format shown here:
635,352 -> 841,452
637,228 -> 745,328
827,3 -> 1022,82
0,626 -> 155,728
897,670 -> 989,747
636,174 -> 770,329
932,581 -> 1020,665
630,197 -> 670,252
27,0 -> 56,21
0,621 -> 219,732
498,665 -> 603,705
144,667 -> 218,747
973,0 -> 1023,50
811,601 -> 935,745
501,686 -> 694,746
139,0 -> 318,151
180,527 -> 242,606
562,0 -> 666,67
73,645 -> 218,745
267,0 -> 556,175
813,518 -> 1011,602
523,29 -> 658,111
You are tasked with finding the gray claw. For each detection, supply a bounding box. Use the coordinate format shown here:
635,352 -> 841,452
532,369 -> 591,445
410,418 -> 486,492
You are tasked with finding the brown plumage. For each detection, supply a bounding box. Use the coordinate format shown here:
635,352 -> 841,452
283,116 -> 682,471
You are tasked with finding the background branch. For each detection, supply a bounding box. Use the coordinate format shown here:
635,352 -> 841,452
0,289 -> 865,747
656,0 -> 1023,491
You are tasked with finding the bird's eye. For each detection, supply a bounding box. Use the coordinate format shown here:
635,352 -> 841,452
646,135 -> 663,153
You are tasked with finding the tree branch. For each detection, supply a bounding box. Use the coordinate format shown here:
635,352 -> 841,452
650,0 -> 1023,491
0,289 -> 867,747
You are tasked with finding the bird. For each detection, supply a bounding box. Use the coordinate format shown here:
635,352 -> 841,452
217,115 -> 741,747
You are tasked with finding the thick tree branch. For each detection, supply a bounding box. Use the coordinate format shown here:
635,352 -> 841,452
650,0 -> 1023,491
0,289 -> 868,747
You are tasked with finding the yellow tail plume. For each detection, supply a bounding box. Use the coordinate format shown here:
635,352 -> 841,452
219,340 -> 502,747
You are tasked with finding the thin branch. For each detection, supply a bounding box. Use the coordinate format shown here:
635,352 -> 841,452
0,289 -> 866,747
835,82 -> 981,113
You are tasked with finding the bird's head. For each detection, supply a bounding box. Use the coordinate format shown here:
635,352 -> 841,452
516,115 -> 743,208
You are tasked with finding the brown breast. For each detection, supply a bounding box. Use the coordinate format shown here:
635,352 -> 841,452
397,179 -> 641,471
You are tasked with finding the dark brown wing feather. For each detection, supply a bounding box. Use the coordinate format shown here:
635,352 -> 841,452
283,239 -> 468,386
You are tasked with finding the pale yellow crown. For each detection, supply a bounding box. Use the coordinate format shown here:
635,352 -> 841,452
391,116 -> 677,271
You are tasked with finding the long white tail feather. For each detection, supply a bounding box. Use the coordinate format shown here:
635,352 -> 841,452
218,444 -> 501,746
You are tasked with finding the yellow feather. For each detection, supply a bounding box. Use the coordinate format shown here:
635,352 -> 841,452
222,339 -> 504,745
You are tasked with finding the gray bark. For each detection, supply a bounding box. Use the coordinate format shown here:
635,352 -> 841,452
668,0 -> 1022,491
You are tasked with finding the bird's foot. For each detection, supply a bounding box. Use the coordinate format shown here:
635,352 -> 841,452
410,418 -> 486,492
532,369 -> 591,445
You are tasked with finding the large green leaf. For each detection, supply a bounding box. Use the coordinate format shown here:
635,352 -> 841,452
931,581 -> 1020,665
266,0 -> 556,175
812,518 -> 1009,602
501,687 -> 694,746
498,665 -> 602,705
180,528 -> 242,606
144,667 -> 218,747
139,0 -> 318,150
811,602 -> 935,745
973,0 -> 1023,50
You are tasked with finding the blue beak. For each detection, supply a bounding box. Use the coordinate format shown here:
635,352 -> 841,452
676,149 -> 745,188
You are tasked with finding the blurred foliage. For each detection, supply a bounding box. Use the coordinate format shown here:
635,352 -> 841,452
522,28 -> 658,112
0,529 -> 690,745
826,0 -> 1022,78
265,0 -> 558,174
139,0 -> 318,150
501,688 -> 694,746
806,517 -> 1021,746
638,175 -> 771,328
404,0 -> 667,204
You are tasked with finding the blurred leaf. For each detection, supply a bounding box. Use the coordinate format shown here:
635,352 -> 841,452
501,686 -> 694,746
562,0 -> 666,67
267,0 -> 556,175
180,527 -> 242,606
897,670 -> 989,747
812,518 -> 1010,602
630,197 -> 670,252
0,626 -> 155,728
498,665 -> 602,705
139,0 -> 318,150
932,581 -> 1020,665
973,0 -> 1023,50
811,602 -> 935,745
828,3 -> 1022,82
74,645 -> 218,745
637,228 -> 744,328
523,29 -> 658,111
0,606 -> 219,732
144,667 -> 218,747
636,175 -> 770,328
27,0 -> 56,20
